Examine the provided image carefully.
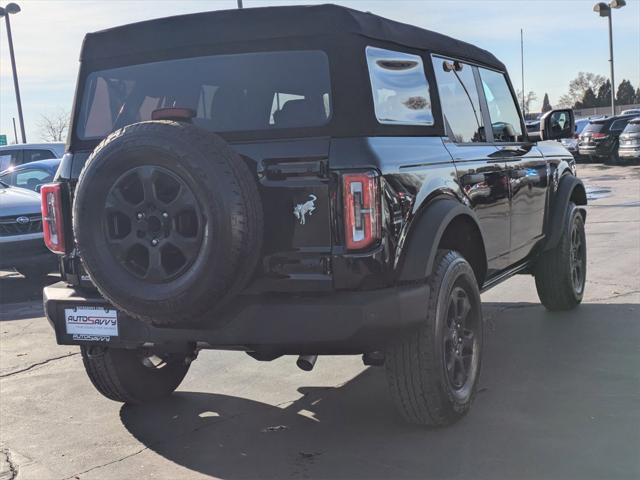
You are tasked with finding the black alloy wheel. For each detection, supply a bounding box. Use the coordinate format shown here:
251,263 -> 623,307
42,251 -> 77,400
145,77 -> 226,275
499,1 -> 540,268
569,216 -> 586,296
443,285 -> 479,395
104,165 -> 203,283
534,202 -> 586,311
385,250 -> 483,426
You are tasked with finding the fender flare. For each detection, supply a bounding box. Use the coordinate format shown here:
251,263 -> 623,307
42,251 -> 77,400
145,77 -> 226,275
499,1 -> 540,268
544,174 -> 587,251
397,198 -> 487,283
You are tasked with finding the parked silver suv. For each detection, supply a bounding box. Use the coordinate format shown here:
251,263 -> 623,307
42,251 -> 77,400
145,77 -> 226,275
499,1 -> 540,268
618,118 -> 640,160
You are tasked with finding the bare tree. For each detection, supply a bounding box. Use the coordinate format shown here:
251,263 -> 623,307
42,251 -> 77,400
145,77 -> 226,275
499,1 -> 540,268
516,90 -> 537,115
557,72 -> 606,108
38,110 -> 70,142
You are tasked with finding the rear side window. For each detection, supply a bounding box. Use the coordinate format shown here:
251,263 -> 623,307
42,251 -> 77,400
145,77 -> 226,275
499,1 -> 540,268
478,68 -> 524,142
610,118 -> 630,132
23,149 -> 56,164
366,47 -> 433,126
78,50 -> 332,139
432,57 -> 485,143
15,168 -> 54,190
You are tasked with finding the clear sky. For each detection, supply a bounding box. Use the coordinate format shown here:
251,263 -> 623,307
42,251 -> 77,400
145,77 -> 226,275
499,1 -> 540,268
1,0 -> 639,142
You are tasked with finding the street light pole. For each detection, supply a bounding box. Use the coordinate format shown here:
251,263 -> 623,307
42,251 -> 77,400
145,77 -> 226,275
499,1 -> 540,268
0,3 -> 26,143
607,12 -> 615,115
593,0 -> 626,116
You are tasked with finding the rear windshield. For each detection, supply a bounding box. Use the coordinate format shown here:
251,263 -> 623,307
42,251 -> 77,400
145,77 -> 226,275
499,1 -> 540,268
575,119 -> 589,134
583,122 -> 606,133
77,50 -> 332,140
623,121 -> 640,133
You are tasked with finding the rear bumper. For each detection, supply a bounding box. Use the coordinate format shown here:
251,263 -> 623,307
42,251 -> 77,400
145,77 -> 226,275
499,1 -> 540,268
618,148 -> 640,158
578,146 -> 606,157
44,281 -> 429,355
0,236 -> 54,269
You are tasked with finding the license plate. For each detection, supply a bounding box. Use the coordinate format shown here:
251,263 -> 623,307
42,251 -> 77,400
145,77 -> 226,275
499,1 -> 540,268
65,306 -> 118,341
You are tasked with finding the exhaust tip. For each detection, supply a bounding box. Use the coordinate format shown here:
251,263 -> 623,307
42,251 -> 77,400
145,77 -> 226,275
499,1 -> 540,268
296,355 -> 317,371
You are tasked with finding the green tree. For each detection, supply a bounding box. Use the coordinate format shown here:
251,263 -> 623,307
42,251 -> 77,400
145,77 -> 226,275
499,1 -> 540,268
635,88 -> 640,104
616,79 -> 636,105
558,72 -> 605,107
578,87 -> 598,109
596,80 -> 612,107
541,93 -> 552,113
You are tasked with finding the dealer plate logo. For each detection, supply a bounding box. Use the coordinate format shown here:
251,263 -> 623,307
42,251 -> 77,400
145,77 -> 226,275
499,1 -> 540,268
65,306 -> 118,338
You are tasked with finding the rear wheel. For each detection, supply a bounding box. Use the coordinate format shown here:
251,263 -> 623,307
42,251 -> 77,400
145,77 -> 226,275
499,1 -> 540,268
81,346 -> 190,404
385,250 -> 483,426
535,202 -> 586,311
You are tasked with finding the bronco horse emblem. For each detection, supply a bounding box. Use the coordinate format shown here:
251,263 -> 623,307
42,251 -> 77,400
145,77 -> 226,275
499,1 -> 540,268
293,194 -> 317,225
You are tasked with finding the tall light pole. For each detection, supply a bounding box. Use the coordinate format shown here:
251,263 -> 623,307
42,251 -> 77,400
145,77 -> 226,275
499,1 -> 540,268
237,0 -> 243,8
593,0 -> 626,116
0,3 -> 26,143
520,28 -> 525,117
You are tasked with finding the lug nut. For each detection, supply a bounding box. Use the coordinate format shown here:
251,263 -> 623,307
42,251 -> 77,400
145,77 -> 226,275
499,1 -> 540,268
162,212 -> 169,219
151,238 -> 159,246
458,337 -> 463,343
136,212 -> 144,220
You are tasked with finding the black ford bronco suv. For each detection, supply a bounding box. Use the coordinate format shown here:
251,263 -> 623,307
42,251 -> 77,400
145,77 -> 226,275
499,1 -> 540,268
42,5 -> 587,426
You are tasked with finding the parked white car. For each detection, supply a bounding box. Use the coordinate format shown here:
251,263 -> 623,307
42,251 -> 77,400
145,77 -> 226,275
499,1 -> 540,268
0,143 -> 64,171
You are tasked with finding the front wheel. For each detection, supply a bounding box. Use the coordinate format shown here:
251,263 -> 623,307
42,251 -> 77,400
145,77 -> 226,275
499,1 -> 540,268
81,346 -> 190,404
385,250 -> 483,426
535,202 -> 586,311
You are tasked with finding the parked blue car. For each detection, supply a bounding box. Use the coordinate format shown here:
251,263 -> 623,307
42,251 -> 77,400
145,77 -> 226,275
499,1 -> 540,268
0,157 -> 61,192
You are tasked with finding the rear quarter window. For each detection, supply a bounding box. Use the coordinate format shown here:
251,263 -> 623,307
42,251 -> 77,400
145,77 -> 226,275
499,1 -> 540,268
366,46 -> 433,126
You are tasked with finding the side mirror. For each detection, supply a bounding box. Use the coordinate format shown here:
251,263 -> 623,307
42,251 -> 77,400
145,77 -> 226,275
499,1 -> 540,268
35,184 -> 43,193
539,109 -> 575,141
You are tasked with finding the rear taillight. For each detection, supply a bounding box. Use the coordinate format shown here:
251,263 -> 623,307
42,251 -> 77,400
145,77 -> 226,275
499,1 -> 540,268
40,183 -> 66,254
592,133 -> 609,140
343,171 -> 381,251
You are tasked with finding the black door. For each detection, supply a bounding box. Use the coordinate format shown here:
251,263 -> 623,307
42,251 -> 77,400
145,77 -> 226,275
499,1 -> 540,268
432,56 -> 511,276
477,67 -> 548,264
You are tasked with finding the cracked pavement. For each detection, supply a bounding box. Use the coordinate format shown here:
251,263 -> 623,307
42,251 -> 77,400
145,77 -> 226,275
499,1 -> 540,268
0,164 -> 639,479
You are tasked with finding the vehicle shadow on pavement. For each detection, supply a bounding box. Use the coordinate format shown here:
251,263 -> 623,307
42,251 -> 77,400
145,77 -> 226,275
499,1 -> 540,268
0,272 -> 59,319
119,302 -> 640,479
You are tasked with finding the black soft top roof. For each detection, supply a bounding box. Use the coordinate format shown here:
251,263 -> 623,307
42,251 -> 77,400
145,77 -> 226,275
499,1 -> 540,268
81,4 -> 505,70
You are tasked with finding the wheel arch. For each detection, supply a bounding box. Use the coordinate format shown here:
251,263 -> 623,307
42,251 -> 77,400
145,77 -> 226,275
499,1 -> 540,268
397,198 -> 488,287
544,174 -> 587,251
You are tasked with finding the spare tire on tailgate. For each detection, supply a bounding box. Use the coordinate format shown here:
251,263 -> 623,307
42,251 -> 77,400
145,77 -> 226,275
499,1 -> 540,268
73,121 -> 263,326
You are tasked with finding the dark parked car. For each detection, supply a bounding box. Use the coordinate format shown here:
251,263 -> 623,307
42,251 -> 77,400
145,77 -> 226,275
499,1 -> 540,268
578,114 -> 636,164
0,158 -> 60,192
0,181 -> 56,278
618,117 -> 640,161
42,5 -> 585,426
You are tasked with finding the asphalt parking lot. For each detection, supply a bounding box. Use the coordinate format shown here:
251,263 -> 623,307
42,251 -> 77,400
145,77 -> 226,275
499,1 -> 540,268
1,163 -> 639,480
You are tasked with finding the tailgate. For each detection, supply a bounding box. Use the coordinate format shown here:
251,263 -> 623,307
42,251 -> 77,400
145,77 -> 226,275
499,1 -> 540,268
233,138 -> 333,292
